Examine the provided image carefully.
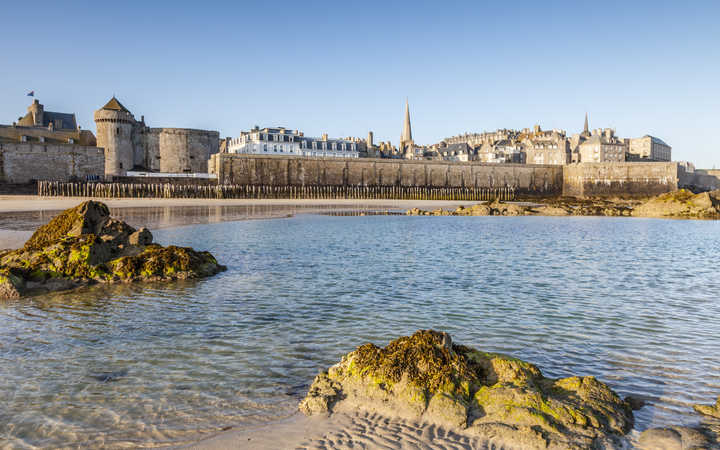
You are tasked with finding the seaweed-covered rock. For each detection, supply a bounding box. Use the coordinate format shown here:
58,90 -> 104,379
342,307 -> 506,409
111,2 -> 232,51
694,395 -> 720,419
0,201 -> 226,299
632,189 -> 720,218
300,330 -> 634,449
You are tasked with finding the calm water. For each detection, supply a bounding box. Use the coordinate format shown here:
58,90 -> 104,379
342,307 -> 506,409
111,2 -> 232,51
1,213 -> 720,448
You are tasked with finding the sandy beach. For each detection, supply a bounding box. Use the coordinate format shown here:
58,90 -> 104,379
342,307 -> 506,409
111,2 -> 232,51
182,411 -> 490,450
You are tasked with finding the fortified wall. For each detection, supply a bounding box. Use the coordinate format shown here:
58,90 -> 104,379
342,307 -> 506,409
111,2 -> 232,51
143,128 -> 219,174
209,154 -> 564,195
563,162 -> 680,197
0,142 -> 104,184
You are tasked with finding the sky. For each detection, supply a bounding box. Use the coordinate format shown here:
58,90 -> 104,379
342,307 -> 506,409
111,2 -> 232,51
1,1 -> 719,167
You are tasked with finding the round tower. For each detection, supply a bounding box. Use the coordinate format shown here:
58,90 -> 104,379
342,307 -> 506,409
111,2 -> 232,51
94,97 -> 136,177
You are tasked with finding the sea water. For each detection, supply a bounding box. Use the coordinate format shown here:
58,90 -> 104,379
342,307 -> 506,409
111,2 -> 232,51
1,213 -> 719,447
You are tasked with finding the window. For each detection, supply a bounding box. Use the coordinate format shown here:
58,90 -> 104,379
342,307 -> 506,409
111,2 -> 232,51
274,145 -> 277,152
263,144 -> 267,152
116,127 -> 120,135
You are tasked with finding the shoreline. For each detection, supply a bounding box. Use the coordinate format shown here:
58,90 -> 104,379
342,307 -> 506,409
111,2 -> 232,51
0,195 -> 471,213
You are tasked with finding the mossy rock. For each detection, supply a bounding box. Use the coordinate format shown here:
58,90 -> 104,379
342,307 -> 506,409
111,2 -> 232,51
299,330 -> 634,449
693,395 -> 720,419
1,201 -> 226,299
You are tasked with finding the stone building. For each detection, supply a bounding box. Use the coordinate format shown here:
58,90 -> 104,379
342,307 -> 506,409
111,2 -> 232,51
0,99 -> 104,183
226,127 -> 364,158
523,125 -> 570,165
95,97 -> 219,177
477,140 -> 524,164
628,135 -> 672,161
578,129 -> 626,163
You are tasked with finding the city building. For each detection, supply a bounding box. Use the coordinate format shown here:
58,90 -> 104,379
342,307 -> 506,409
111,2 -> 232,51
628,135 -> 672,161
522,125 -> 571,165
94,97 -> 220,177
578,129 -> 626,163
0,99 -> 104,183
226,127 -> 363,158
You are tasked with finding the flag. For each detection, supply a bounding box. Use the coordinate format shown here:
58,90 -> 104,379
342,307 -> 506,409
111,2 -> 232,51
27,90 -> 34,97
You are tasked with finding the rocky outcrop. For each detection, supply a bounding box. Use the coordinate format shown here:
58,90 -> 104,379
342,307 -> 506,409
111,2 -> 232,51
299,330 -> 634,449
694,395 -> 720,419
632,189 -> 720,218
0,201 -> 226,299
406,190 -> 720,219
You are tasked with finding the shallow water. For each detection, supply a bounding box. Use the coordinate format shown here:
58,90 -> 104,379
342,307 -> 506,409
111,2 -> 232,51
1,214 -> 720,448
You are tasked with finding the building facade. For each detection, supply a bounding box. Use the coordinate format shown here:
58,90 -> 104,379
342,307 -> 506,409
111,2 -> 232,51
95,97 -> 219,177
226,127 -> 363,158
578,129 -> 626,163
628,135 -> 672,161
0,99 -> 104,183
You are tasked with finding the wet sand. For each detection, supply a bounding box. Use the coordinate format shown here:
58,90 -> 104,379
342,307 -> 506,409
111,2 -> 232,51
181,411 -> 488,450
0,196 -> 469,249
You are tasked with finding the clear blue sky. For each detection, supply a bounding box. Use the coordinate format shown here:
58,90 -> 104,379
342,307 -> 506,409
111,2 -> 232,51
1,1 -> 718,167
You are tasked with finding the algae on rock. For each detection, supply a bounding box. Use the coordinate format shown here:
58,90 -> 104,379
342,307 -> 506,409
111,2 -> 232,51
0,201 -> 226,299
300,330 -> 634,449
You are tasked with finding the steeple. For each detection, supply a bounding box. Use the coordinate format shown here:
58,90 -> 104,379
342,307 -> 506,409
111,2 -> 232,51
401,98 -> 412,143
583,112 -> 589,135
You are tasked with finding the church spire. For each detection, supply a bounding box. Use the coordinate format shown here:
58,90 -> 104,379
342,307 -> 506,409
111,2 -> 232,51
401,98 -> 412,143
583,112 -> 589,134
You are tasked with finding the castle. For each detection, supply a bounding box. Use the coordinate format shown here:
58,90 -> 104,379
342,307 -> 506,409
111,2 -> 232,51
94,97 -> 220,177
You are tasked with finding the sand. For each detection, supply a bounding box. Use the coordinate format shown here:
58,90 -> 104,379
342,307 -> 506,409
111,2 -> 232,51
182,411 -> 488,450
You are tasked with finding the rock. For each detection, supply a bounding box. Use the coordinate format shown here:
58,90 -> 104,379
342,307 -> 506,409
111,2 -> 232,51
0,201 -> 226,299
128,228 -> 153,246
694,395 -> 720,419
624,394 -> 648,411
637,426 -> 713,450
0,268 -> 24,299
632,189 -> 720,218
299,330 -> 634,449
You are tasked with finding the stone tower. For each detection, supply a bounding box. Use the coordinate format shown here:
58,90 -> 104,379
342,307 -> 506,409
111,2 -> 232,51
27,99 -> 44,126
94,97 -> 136,177
399,99 -> 414,158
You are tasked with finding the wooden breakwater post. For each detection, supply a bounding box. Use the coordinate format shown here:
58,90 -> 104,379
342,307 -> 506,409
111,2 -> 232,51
37,181 -> 517,202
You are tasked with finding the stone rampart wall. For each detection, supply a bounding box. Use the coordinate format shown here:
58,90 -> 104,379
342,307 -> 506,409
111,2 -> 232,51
145,128 -> 219,174
0,142 -> 104,183
210,154 -> 564,195
563,162 -> 679,197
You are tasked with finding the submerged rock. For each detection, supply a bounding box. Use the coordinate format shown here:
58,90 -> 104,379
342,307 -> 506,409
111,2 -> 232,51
637,425 -> 714,450
694,395 -> 720,419
299,330 -> 634,449
0,201 -> 226,299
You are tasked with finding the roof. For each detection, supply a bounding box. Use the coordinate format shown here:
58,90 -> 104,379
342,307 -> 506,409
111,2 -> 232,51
43,111 -> 77,130
100,97 -> 130,112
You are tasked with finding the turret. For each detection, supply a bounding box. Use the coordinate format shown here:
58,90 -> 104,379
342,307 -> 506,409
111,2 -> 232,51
94,97 -> 136,177
27,99 -> 44,126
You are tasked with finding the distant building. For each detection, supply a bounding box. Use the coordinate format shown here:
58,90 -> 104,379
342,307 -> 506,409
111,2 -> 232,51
0,99 -> 97,146
226,127 -> 362,158
436,142 -> 474,162
578,129 -> 626,163
628,135 -> 671,161
477,140 -> 524,164
94,97 -> 220,177
0,99 -> 104,183
523,125 -> 570,165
